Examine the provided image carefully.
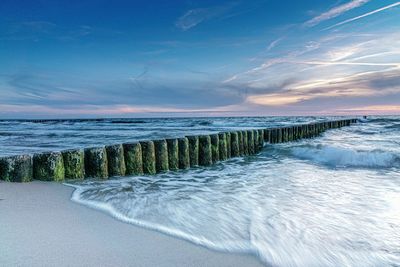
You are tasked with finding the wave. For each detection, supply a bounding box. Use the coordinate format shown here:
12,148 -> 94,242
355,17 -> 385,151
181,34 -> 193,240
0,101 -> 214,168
66,183 -> 254,254
290,145 -> 399,168
367,117 -> 400,123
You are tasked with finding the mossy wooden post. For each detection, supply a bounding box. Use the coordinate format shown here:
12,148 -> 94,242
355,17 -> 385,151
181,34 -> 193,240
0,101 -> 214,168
106,144 -> 126,177
0,155 -> 32,182
123,142 -> 143,175
198,135 -> 212,166
154,139 -> 169,173
225,132 -> 231,158
286,127 -> 290,141
274,128 -> 279,143
270,129 -> 275,143
230,131 -> 240,157
283,128 -> 288,142
301,125 -> 306,138
62,149 -> 85,180
210,134 -> 219,163
218,133 -> 227,161
264,129 -> 271,143
84,147 -> 108,179
33,152 -> 65,181
241,130 -> 248,155
238,131 -> 244,156
178,137 -> 190,169
167,139 -> 179,171
288,127 -> 293,141
247,130 -> 255,154
253,130 -> 259,153
140,141 -> 156,175
280,128 -> 285,142
258,129 -> 264,150
187,136 -> 199,167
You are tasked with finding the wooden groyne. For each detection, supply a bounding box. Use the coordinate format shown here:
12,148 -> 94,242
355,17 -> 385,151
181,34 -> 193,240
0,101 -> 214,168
0,119 -> 357,182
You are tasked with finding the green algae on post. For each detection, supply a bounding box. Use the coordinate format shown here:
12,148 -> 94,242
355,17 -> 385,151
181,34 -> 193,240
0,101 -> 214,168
218,133 -> 228,161
140,141 -> 156,175
0,155 -> 32,182
237,131 -> 244,156
84,147 -> 108,179
198,135 -> 212,166
187,135 -> 199,167
154,139 -> 169,173
225,132 -> 231,158
210,134 -> 219,163
106,144 -> 126,177
167,139 -> 179,171
62,149 -> 85,180
230,131 -> 240,157
33,152 -> 65,181
247,130 -> 254,154
242,130 -> 248,155
253,130 -> 259,153
178,137 -> 190,169
123,142 -> 143,175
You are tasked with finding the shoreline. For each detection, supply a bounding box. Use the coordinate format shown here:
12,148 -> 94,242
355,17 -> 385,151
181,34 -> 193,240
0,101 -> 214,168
0,181 -> 263,267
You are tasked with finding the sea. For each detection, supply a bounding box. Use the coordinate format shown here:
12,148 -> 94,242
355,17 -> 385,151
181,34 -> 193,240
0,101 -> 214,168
1,116 -> 399,266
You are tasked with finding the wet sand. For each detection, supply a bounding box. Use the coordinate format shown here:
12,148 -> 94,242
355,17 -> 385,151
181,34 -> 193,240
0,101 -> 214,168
0,181 -> 263,267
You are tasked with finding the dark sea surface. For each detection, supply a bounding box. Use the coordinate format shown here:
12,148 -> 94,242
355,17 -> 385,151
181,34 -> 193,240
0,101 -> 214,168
1,116 -> 341,156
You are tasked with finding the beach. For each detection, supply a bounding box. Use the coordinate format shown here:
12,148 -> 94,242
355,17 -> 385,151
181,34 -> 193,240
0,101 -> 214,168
0,181 -> 263,267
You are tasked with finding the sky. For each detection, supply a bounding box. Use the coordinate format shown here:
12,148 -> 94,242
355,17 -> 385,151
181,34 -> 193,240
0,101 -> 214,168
0,0 -> 399,118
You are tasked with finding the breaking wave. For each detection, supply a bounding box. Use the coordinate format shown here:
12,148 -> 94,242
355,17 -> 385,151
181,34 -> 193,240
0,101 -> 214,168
290,145 -> 399,168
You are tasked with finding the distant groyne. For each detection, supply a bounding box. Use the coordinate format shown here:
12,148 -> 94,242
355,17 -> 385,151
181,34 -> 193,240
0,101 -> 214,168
0,119 -> 357,182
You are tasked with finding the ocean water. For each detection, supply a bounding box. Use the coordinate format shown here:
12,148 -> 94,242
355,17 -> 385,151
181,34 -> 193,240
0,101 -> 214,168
19,116 -> 400,266
0,116 -> 338,156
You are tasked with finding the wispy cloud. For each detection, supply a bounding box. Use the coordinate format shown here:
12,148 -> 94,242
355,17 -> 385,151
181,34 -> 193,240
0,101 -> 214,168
325,2 -> 400,30
175,3 -> 238,31
221,29 -> 400,112
304,0 -> 370,27
267,37 -> 284,51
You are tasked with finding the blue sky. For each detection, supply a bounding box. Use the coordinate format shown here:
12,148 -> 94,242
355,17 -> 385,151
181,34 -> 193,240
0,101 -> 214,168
0,0 -> 399,118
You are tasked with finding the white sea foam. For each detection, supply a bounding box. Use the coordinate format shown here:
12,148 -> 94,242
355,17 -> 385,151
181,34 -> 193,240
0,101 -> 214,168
290,145 -> 398,168
68,117 -> 400,266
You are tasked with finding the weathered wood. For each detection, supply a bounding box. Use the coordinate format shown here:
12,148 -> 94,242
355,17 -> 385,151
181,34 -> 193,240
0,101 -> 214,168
33,152 -> 65,181
198,135 -> 212,166
167,139 -> 179,171
187,136 -> 199,167
178,137 -> 190,169
62,149 -> 85,180
140,141 -> 156,175
124,142 -> 143,175
106,144 -> 126,177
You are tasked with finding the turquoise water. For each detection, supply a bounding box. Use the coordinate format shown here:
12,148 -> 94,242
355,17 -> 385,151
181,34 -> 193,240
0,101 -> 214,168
65,116 -> 399,266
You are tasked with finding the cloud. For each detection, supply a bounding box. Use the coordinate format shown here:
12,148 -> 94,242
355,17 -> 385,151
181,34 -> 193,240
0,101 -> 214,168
267,37 -> 284,51
246,68 -> 400,107
0,69 -> 244,111
304,0 -> 370,27
222,30 -> 400,111
325,2 -> 400,30
175,3 -> 237,31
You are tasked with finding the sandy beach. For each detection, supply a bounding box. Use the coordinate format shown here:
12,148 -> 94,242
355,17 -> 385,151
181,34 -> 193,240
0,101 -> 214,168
0,181 -> 263,267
